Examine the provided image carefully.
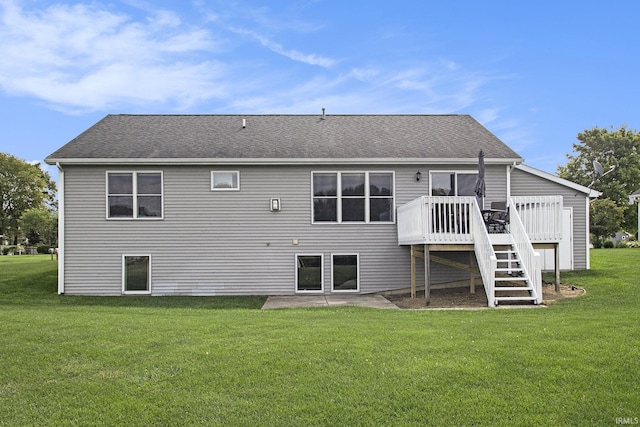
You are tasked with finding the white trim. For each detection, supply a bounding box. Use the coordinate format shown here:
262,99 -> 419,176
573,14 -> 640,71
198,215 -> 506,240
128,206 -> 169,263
311,171 -> 395,224
506,164 -> 511,201
210,170 -> 240,191
56,163 -> 65,295
331,253 -> 360,293
122,254 -> 152,295
295,254 -> 324,293
106,171 -> 164,220
515,164 -> 602,197
46,157 -> 523,166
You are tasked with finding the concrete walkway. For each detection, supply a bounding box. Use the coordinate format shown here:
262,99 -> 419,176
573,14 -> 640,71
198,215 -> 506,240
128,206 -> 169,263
262,294 -> 399,310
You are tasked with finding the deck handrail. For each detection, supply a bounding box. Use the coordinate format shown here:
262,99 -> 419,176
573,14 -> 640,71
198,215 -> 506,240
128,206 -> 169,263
509,200 -> 542,304
470,199 -> 497,307
397,196 -> 476,244
397,197 -> 427,245
510,196 -> 563,242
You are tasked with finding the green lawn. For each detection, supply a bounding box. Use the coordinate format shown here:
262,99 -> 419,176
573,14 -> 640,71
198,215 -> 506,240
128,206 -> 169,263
1,251 -> 639,426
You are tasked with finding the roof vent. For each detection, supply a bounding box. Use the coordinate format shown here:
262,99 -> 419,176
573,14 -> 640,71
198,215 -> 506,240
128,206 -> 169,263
242,118 -> 246,128
321,107 -> 325,120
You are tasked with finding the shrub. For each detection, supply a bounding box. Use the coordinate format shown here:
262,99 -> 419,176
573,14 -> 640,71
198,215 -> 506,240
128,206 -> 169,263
36,245 -> 52,254
2,246 -> 16,255
603,240 -> 614,248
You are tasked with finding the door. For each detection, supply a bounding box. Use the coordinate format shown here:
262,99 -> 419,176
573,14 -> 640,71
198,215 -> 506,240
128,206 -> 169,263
540,208 -> 573,271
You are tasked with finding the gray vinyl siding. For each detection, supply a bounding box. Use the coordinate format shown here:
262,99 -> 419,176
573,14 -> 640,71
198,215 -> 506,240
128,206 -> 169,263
61,163 -> 515,295
61,165 -> 398,295
510,168 -> 589,269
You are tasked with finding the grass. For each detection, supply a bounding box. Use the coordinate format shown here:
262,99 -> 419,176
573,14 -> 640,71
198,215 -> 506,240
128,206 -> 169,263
1,251 -> 639,425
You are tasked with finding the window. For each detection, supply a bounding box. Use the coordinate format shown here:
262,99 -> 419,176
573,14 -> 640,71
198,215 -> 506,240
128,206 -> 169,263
332,254 -> 359,292
312,172 -> 394,223
211,171 -> 240,191
107,172 -> 163,219
296,255 -> 323,292
430,172 -> 478,196
123,255 -> 150,294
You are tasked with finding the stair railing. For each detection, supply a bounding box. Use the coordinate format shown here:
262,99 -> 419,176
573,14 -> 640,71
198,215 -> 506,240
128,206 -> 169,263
470,199 -> 498,307
508,200 -> 543,304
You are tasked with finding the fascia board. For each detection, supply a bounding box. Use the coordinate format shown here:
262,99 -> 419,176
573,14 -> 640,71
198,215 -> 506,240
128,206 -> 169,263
45,157 -> 524,166
515,163 -> 602,198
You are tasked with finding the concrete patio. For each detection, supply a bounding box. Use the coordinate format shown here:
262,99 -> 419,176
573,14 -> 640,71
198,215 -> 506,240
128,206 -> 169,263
262,294 -> 399,310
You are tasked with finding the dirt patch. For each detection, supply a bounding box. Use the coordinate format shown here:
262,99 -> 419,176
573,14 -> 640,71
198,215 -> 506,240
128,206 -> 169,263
385,282 -> 585,309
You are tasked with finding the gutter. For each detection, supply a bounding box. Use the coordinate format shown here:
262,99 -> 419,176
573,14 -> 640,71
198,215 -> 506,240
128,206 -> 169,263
44,157 -> 525,166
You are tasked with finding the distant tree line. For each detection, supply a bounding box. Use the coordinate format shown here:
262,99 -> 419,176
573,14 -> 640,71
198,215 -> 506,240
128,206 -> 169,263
0,152 -> 57,248
558,126 -> 640,246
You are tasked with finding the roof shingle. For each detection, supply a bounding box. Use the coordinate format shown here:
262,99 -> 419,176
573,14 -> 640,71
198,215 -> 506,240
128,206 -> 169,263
45,114 -> 522,163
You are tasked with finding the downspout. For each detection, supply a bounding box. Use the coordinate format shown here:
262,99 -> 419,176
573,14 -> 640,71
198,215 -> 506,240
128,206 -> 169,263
56,162 -> 65,294
586,197 -> 591,270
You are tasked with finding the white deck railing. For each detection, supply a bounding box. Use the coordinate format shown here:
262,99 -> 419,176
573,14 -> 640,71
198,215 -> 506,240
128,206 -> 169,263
397,196 -> 475,245
398,195 -> 563,245
510,196 -> 563,242
508,200 -> 543,304
470,200 -> 497,307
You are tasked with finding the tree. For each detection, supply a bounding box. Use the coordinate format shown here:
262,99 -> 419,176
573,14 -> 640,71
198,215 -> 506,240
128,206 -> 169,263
0,153 -> 57,245
589,198 -> 625,247
19,208 -> 57,246
557,126 -> 640,232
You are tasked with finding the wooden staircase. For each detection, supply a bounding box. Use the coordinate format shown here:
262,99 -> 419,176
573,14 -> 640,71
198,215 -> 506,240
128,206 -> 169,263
492,241 -> 539,306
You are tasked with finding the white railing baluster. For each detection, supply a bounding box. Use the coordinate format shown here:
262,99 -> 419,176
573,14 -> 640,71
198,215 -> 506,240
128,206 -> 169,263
470,199 -> 497,307
510,196 -> 563,242
508,200 -> 542,304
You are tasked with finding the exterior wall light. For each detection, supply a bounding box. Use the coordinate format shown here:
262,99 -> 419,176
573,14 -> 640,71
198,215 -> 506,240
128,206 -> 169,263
415,171 -> 422,182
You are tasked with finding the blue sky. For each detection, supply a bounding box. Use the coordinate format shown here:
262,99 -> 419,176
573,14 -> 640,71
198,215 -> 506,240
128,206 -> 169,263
1,0 -> 638,177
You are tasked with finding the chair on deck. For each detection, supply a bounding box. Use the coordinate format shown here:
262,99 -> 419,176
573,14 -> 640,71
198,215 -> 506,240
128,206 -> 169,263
484,201 -> 508,233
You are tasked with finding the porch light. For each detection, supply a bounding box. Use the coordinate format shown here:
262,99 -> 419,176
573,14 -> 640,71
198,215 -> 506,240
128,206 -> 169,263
415,171 -> 422,182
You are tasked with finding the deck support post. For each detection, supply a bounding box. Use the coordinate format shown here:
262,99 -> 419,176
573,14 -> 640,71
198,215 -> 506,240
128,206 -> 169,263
470,252 -> 476,294
410,245 -> 416,298
554,242 -> 561,293
424,244 -> 430,305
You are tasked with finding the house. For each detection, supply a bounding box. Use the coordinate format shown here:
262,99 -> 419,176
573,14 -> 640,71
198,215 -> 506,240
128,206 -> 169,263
45,114 -> 598,306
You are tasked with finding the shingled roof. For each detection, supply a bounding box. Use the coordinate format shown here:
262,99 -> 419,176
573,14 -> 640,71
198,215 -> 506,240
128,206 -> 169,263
45,114 -> 523,165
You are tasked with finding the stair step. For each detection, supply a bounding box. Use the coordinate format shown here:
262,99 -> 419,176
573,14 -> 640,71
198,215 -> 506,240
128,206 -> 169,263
495,296 -> 537,302
495,276 -> 528,282
494,286 -> 534,292
495,267 -> 523,272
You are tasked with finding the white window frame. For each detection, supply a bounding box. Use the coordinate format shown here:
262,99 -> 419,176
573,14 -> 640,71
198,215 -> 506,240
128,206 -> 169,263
311,171 -> 395,224
106,171 -> 164,220
295,254 -> 324,293
211,171 -> 240,191
122,254 -> 151,295
331,253 -> 360,293
429,171 -> 478,196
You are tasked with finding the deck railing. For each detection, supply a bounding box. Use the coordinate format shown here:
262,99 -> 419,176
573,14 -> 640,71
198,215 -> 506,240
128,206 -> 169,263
510,196 -> 563,242
470,200 -> 497,307
508,200 -> 543,304
397,196 -> 475,245
398,195 -> 563,245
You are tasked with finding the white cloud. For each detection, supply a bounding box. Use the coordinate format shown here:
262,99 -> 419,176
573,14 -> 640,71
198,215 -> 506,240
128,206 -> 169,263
0,0 -> 223,111
228,26 -> 335,68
